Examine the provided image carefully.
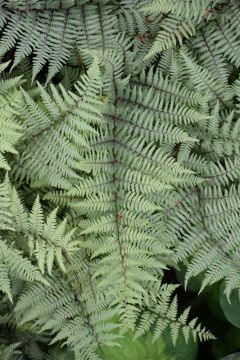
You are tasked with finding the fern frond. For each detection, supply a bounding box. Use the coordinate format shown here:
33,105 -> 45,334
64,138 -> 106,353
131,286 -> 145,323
11,64 -> 103,189
0,63 -> 23,170
180,48 -> 233,105
0,1 -> 232,353
0,2 -> 118,80
43,50 -> 207,325
140,0 -> 211,22
191,25 -> 230,84
168,183 -> 240,297
0,175 -> 14,231
0,240 -> 48,301
0,343 -> 22,360
134,283 -> 215,344
31,197 -> 78,274
15,276 -> 120,360
145,16 -> 195,59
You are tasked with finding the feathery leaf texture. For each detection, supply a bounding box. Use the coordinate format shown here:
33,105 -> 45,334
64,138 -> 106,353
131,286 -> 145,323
1,0 -> 240,358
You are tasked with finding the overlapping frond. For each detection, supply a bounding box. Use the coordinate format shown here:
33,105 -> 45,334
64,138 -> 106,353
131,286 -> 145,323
2,0 -> 240,357
0,1 -> 117,80
11,62 -> 102,189
140,0 -> 211,22
0,62 -> 22,170
0,240 -> 48,302
14,274 -> 120,360
164,64 -> 240,299
43,49 -> 209,328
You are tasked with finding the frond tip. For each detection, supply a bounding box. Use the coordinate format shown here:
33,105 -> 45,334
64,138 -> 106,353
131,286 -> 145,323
134,284 -> 215,345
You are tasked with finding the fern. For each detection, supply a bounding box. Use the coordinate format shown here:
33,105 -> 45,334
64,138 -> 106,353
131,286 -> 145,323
44,49 -> 207,328
0,62 -> 22,170
145,16 -> 196,59
163,55 -> 240,299
140,0 -> 212,21
0,343 -> 22,360
11,61 -> 102,189
0,175 -> 14,230
14,275 -> 120,359
0,239 -> 48,302
27,196 -> 78,275
2,0 -> 240,358
134,284 -> 215,344
0,1 -> 117,80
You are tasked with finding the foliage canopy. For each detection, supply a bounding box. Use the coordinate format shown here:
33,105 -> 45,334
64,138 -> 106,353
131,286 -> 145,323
0,0 -> 240,359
